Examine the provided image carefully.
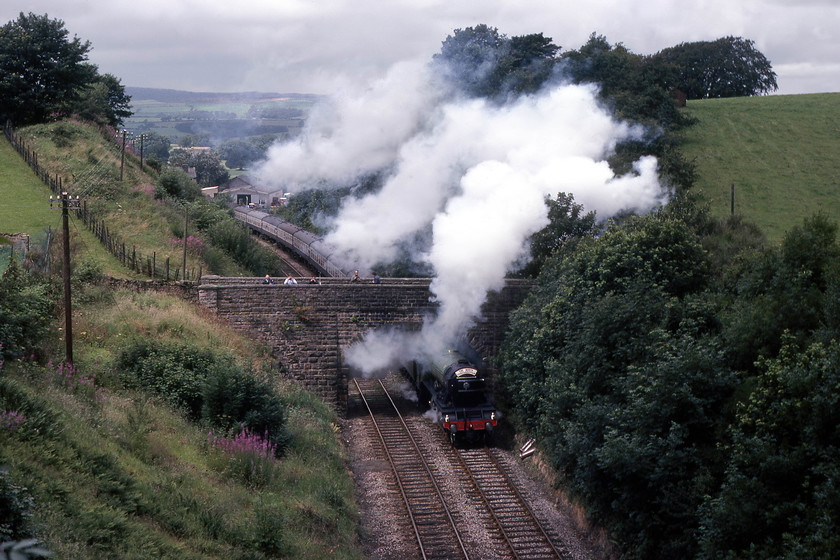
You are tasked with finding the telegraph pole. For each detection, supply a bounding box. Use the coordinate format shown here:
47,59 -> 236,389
139,133 -> 145,171
120,129 -> 127,182
51,192 -> 81,366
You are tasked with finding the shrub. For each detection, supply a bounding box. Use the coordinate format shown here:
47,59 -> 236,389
0,469 -> 35,542
116,341 -> 223,419
0,256 -> 55,361
207,428 -> 280,487
202,366 -> 289,451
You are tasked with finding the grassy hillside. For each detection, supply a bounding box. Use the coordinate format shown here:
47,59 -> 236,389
2,120 -> 257,278
0,137 -> 57,235
1,133 -> 126,276
1,282 -> 364,559
680,92 -> 840,243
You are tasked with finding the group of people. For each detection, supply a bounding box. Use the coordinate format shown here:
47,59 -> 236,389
262,274 -> 319,285
262,270 -> 381,284
351,270 -> 381,284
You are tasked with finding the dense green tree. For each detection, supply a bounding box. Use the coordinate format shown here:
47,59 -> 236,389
219,139 -> 261,170
167,148 -> 229,187
499,214 -> 734,559
433,24 -> 560,99
191,150 -> 229,187
561,33 -> 685,128
73,72 -> 132,128
722,213 -> 839,371
520,192 -> 598,277
698,338 -> 840,559
155,167 -> 201,201
655,36 -> 778,99
0,256 -> 55,361
0,12 -> 96,125
141,131 -> 172,163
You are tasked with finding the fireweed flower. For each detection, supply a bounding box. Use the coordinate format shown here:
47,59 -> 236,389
1,410 -> 25,434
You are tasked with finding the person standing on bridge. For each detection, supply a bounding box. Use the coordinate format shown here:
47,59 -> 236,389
262,274 -> 274,284
284,275 -> 298,285
308,276 -> 320,284
351,270 -> 360,282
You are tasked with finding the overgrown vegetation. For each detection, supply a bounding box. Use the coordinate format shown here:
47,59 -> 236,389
0,264 -> 363,558
498,205 -> 840,559
14,119 -> 283,278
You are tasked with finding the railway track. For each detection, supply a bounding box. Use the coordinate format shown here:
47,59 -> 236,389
454,446 -> 570,559
354,378 -> 469,560
353,376 -> 572,560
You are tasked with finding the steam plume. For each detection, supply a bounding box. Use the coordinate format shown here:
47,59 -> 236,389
254,63 -> 666,374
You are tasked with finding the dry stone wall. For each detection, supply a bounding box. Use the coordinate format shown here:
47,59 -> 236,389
198,276 -> 531,413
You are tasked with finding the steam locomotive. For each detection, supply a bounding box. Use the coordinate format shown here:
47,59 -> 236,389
403,348 -> 497,445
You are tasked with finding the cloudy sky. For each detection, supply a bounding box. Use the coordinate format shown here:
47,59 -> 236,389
3,1 -> 837,95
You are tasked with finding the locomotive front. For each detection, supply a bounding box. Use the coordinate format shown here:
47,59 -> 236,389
408,349 -> 498,445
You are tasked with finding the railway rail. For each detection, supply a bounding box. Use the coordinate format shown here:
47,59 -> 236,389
454,446 -> 570,559
354,378 -> 469,560
353,376 -> 571,560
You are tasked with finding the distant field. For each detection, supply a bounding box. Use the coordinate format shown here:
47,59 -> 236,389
124,87 -> 319,144
680,92 -> 840,243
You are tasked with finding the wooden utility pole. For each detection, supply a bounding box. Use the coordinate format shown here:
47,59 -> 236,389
182,206 -> 188,281
120,129 -> 127,182
52,192 -> 81,366
731,183 -> 735,215
139,133 -> 145,171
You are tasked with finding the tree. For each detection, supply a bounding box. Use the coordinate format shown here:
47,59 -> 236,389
219,139 -> 261,170
73,73 -> 132,128
655,36 -> 778,99
434,24 -> 506,98
155,167 -> 201,201
191,151 -> 229,187
698,338 -> 840,559
142,131 -> 172,163
498,214 -> 726,559
520,192 -> 597,277
0,255 -> 55,361
562,33 -> 685,128
433,25 -> 560,100
0,12 -> 96,125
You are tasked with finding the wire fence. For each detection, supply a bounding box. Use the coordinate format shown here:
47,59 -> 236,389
3,121 -> 201,282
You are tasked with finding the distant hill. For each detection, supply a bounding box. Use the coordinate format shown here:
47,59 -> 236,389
124,87 -> 321,144
126,86 -> 321,104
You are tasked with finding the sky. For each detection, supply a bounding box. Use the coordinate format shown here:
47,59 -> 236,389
3,0 -> 840,96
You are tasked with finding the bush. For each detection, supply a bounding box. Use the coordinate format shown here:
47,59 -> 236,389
155,168 -> 201,201
202,366 -> 289,451
116,341 -> 289,451
116,341 -> 223,419
0,469 -> 35,542
0,257 -> 55,361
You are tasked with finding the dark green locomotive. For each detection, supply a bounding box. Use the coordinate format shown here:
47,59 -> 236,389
403,348 -> 497,445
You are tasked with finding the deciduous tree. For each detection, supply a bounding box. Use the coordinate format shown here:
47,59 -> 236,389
0,12 -> 95,125
655,36 -> 778,99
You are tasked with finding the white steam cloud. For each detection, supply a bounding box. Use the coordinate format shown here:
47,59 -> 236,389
254,62 -> 666,375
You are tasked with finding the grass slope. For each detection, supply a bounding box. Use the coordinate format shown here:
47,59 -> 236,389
1,285 -> 363,559
4,120 -> 248,278
680,92 -> 840,243
0,136 -> 58,236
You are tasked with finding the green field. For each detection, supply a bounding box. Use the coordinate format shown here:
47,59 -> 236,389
680,92 -> 840,243
124,89 -> 319,144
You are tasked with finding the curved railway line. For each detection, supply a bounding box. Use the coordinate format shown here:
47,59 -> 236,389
353,377 -> 572,560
